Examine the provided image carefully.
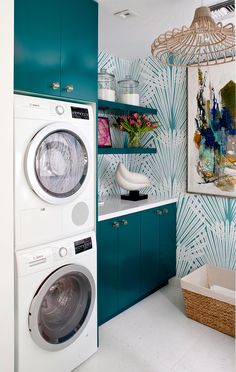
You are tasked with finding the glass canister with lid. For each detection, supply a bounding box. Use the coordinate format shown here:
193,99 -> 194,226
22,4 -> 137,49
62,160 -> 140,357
98,68 -> 116,101
117,75 -> 139,105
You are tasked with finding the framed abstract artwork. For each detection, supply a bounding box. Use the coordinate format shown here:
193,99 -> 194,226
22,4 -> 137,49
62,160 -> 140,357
98,117 -> 112,147
187,61 -> 236,198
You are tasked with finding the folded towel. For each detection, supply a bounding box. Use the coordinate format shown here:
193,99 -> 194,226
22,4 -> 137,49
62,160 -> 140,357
210,285 -> 235,300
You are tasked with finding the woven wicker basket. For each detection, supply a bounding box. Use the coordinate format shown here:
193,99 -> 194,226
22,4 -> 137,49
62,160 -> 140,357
181,265 -> 235,338
182,289 -> 235,337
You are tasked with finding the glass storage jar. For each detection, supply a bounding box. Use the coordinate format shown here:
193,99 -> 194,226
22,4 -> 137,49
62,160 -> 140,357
118,75 -> 139,105
98,69 -> 115,102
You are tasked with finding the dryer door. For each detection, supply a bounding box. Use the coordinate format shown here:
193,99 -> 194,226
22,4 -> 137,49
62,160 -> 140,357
26,122 -> 89,204
28,264 -> 95,351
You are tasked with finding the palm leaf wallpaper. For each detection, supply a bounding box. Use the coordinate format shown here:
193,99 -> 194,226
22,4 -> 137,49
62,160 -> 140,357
98,51 -> 236,277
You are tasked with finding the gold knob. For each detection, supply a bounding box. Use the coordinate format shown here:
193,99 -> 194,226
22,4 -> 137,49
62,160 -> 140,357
65,85 -> 74,92
112,221 -> 120,228
51,82 -> 60,90
121,219 -> 128,226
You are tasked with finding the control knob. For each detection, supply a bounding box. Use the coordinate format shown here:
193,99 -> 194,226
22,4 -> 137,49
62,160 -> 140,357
59,247 -> 68,257
55,105 -> 65,115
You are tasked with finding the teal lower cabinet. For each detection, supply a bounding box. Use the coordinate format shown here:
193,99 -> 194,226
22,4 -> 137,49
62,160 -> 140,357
97,203 -> 176,325
118,213 -> 140,311
140,208 -> 160,297
97,214 -> 140,325
159,203 -> 177,285
140,204 -> 177,297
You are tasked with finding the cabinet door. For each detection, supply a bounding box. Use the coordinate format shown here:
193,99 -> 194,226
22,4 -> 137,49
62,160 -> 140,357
159,203 -> 176,285
97,219 -> 119,325
118,213 -> 141,311
61,0 -> 98,102
140,208 -> 159,297
14,0 -> 61,96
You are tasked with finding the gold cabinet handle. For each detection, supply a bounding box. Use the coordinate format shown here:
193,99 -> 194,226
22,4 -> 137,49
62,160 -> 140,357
64,84 -> 74,92
121,219 -> 128,226
112,221 -> 120,228
51,82 -> 60,90
162,208 -> 168,214
155,210 -> 162,215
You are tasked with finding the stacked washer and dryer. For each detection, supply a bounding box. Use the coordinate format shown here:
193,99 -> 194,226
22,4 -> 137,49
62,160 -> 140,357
14,94 -> 97,372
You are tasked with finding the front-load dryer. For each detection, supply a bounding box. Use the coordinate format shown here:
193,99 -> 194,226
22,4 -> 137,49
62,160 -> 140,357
15,231 -> 97,372
14,94 -> 96,250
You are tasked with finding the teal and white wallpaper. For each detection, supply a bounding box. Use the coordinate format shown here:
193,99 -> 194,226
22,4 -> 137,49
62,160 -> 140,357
98,51 -> 236,277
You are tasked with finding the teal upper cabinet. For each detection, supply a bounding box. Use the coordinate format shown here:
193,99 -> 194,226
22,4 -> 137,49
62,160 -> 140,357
61,0 -> 98,102
14,0 -> 98,102
14,0 -> 61,96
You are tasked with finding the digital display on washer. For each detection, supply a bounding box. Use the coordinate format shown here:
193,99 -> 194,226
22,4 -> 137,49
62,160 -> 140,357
74,237 -> 92,254
71,107 -> 89,120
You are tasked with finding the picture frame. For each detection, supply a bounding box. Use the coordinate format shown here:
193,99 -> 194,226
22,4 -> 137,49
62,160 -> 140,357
98,117 -> 112,147
187,61 -> 236,198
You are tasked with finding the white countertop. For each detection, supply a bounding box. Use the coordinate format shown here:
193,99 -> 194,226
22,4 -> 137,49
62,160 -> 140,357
98,196 -> 178,221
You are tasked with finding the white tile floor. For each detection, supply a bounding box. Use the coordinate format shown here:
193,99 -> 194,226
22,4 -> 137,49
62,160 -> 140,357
75,284 -> 235,372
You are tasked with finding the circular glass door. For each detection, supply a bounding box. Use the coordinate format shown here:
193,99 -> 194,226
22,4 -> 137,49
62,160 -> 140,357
29,264 -> 95,351
26,123 -> 89,204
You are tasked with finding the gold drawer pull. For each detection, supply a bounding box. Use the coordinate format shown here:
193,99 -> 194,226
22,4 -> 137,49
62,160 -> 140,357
64,84 -> 74,92
112,221 -> 120,228
51,82 -> 60,90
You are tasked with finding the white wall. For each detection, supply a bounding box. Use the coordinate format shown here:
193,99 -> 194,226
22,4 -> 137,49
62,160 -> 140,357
99,0 -> 235,59
0,0 -> 14,371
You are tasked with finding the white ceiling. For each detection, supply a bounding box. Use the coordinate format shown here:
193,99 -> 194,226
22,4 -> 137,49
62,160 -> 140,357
98,0 -> 234,60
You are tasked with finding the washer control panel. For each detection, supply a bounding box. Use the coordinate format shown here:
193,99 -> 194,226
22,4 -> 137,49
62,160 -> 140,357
74,237 -> 92,254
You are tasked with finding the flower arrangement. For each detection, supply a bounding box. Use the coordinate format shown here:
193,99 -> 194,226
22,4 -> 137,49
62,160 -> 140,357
114,113 -> 158,147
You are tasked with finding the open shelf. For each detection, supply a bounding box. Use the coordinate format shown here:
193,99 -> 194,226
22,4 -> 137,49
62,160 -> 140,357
98,147 -> 157,155
98,99 -> 157,115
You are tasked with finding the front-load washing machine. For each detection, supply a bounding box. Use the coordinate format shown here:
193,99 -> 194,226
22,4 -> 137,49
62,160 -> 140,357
14,94 -> 96,250
15,231 -> 97,372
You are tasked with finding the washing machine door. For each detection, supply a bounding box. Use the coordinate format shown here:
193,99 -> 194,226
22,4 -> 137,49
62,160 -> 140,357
26,122 -> 89,204
28,264 -> 95,351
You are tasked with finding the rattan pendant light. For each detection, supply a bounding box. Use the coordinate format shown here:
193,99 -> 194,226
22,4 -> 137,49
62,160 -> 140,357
151,6 -> 235,66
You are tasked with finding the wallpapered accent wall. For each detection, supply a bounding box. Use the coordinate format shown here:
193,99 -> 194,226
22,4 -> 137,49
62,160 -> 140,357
98,51 -> 236,277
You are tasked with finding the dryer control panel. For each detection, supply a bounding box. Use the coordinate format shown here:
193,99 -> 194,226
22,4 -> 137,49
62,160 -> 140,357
74,237 -> 92,254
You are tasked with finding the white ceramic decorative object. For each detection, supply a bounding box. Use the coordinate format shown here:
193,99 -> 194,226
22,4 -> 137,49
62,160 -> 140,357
115,162 -> 150,191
